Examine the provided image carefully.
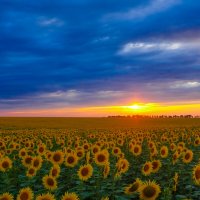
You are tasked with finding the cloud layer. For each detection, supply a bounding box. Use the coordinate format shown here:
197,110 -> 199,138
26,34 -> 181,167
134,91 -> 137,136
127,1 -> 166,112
1,0 -> 200,114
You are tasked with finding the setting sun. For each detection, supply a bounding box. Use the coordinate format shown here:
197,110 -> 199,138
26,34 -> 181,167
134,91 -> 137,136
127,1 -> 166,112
127,104 -> 141,110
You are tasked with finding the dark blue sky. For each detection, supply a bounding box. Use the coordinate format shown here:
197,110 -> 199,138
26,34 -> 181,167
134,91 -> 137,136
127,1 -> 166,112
1,0 -> 200,113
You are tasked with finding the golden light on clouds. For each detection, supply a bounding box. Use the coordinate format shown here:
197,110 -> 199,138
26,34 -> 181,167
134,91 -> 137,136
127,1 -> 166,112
2,102 -> 200,117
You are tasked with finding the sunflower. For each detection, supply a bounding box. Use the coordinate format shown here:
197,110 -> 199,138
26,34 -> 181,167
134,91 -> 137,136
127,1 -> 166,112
117,138 -> 124,146
160,146 -> 168,158
103,163 -> 110,178
26,167 -> 36,178
142,162 -> 152,176
91,144 -> 100,154
17,187 -> 34,200
36,193 -> 55,200
94,150 -> 109,166
31,156 -> 42,170
116,158 -> 129,174
139,180 -> 161,200
194,137 -> 200,146
42,175 -> 57,191
182,150 -> 193,164
151,160 -> 162,173
6,149 -> 12,155
172,151 -> 179,165
22,156 -> 33,168
82,143 -> 89,151
37,144 -> 46,155
150,147 -> 158,157
148,142 -> 155,149
101,197 -> 109,200
61,192 -> 79,200
51,150 -> 64,165
124,178 -> 142,195
50,164 -> 60,178
193,164 -> 200,185
170,143 -> 176,152
76,148 -> 85,160
65,153 -> 78,167
86,151 -> 91,163
112,147 -> 121,157
132,145 -> 142,156
0,157 -> 12,172
45,151 -> 53,161
78,164 -> 93,181
19,148 -> 27,158
0,192 -> 14,200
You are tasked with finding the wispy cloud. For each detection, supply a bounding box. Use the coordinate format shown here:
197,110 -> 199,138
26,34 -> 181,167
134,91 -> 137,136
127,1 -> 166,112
105,0 -> 180,20
119,42 -> 182,54
38,17 -> 64,27
170,81 -> 200,89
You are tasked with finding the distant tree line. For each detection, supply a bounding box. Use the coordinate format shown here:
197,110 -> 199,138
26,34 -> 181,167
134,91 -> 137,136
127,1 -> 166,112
107,115 -> 200,118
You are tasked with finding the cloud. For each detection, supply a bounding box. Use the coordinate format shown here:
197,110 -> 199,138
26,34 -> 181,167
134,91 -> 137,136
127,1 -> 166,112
105,0 -> 180,20
1,0 -> 200,114
170,81 -> 200,89
38,17 -> 64,27
0,89 -> 127,110
119,42 -> 182,55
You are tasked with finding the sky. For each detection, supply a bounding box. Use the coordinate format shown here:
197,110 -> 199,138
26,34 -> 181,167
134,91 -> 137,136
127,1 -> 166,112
1,0 -> 200,116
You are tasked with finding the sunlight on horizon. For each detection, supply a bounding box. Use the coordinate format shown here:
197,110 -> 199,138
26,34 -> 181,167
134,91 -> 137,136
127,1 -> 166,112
2,102 -> 200,117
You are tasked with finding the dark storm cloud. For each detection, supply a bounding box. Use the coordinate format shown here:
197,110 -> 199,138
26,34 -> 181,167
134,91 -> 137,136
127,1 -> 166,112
1,0 -> 200,109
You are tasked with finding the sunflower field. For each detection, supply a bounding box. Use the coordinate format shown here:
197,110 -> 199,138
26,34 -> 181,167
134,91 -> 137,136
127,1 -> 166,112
0,127 -> 200,200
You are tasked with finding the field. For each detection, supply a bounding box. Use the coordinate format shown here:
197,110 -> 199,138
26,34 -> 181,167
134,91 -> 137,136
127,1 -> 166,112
0,117 -> 200,200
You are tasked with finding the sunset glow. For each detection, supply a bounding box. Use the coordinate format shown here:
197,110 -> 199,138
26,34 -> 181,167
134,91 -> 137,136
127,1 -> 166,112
1,102 -> 200,117
1,1 -> 200,117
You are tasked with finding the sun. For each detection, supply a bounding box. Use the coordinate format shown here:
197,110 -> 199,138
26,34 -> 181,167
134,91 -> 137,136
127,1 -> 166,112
121,103 -> 156,113
128,104 -> 141,110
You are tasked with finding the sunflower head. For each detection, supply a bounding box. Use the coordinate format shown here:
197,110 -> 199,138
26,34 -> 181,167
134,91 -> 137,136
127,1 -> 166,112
91,145 -> 100,154
193,164 -> 200,185
78,164 -> 93,181
103,163 -> 110,179
151,160 -> 162,173
142,162 -> 152,176
76,149 -> 85,159
65,153 -> 78,167
22,156 -> 33,168
0,192 -> 14,200
124,178 -> 143,195
61,192 -> 79,200
132,145 -> 142,156
26,167 -> 36,178
194,138 -> 200,146
160,146 -> 168,158
36,193 -> 55,200
32,156 -> 42,170
112,147 -> 121,157
37,144 -> 46,155
50,164 -> 60,178
182,150 -> 193,164
42,175 -> 57,191
51,150 -> 64,165
17,187 -> 34,200
94,150 -> 109,166
19,148 -> 27,158
139,180 -> 161,200
116,158 -> 129,174
0,157 -> 12,172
